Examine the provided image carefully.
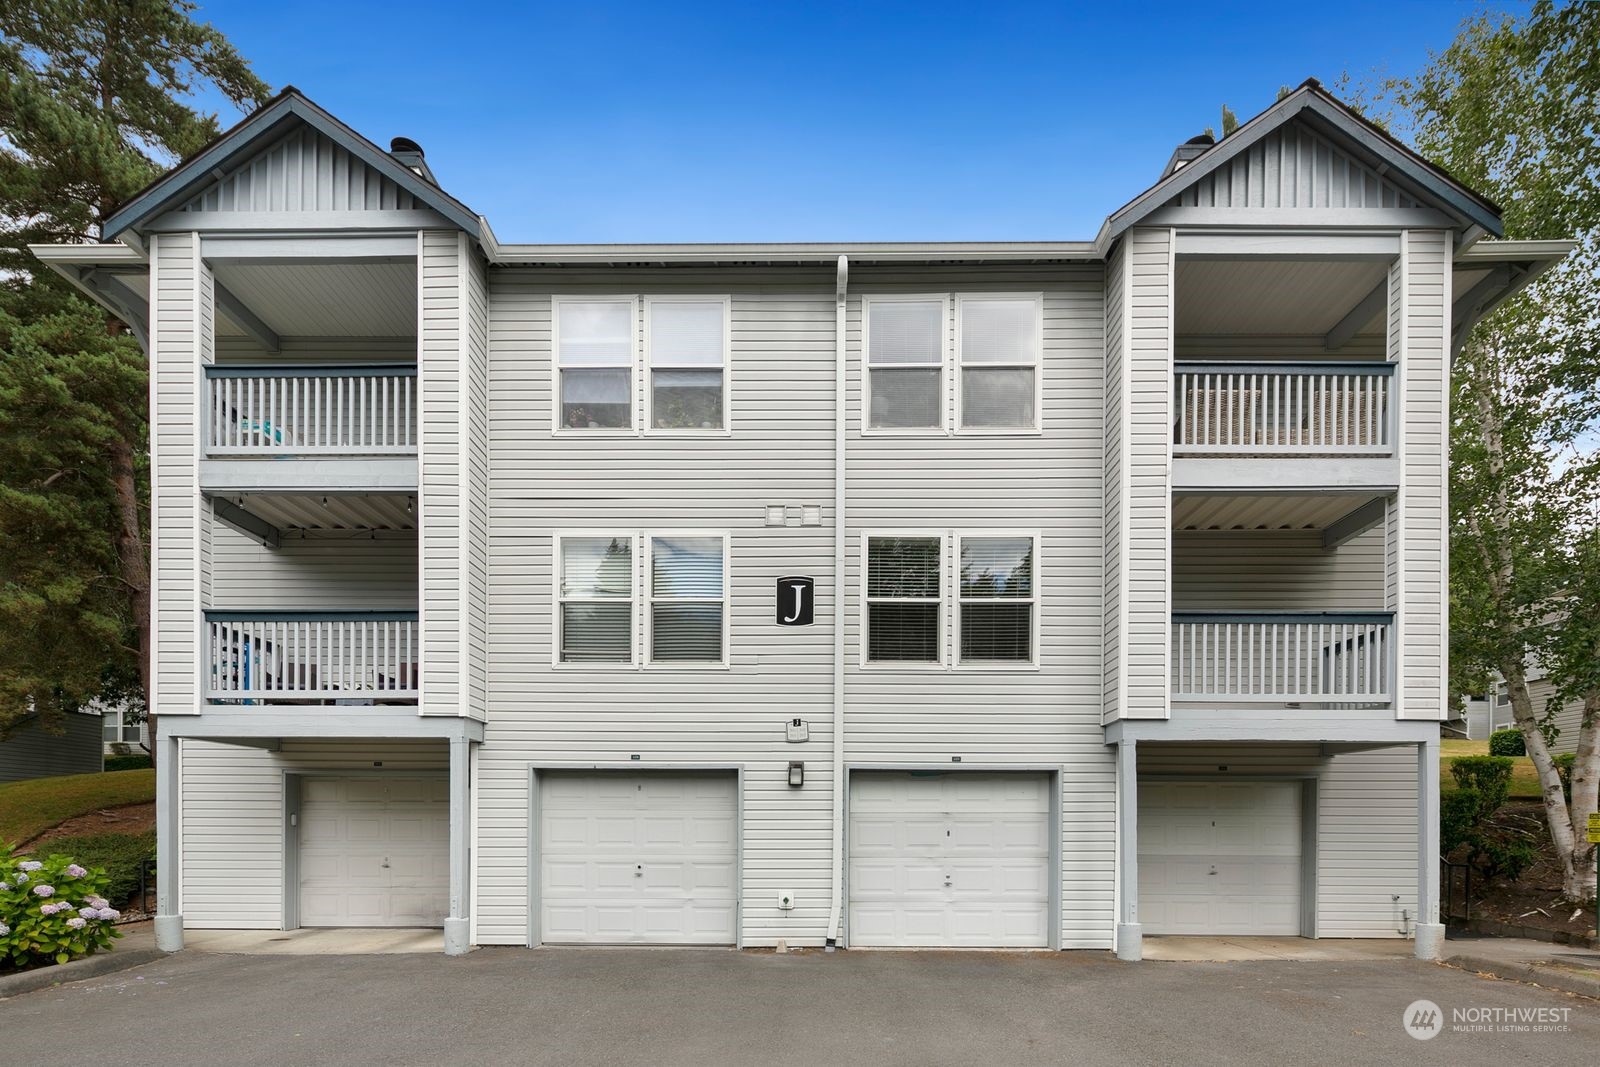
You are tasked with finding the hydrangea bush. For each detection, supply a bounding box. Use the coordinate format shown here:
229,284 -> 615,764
1,843 -> 121,969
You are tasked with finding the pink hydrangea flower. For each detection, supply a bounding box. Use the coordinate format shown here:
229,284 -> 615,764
0,881 -> 10,891
16,872 -> 28,884
78,906 -> 99,919
18,861 -> 42,872
66,916 -> 86,930
65,864 -> 88,878
86,895 -> 109,909
96,908 -> 120,921
38,903 -> 60,916
32,884 -> 54,897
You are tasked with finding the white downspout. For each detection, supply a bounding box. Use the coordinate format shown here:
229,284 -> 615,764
826,255 -> 849,947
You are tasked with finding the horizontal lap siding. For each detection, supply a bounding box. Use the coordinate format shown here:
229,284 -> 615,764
209,522 -> 417,609
1400,231 -> 1448,720
465,252 -> 491,720
1173,527 -> 1384,611
483,267 -> 838,947
1137,743 -> 1416,938
1126,231 -> 1171,719
845,264 -> 1111,948
420,232 -> 462,715
1103,245 -> 1125,726
0,714 -> 103,783
180,739 -> 447,927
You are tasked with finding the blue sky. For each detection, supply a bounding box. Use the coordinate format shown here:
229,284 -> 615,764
192,0 -> 1490,243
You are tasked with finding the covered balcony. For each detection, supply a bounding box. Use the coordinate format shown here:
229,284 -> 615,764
205,610 -> 419,705
1170,610 -> 1393,709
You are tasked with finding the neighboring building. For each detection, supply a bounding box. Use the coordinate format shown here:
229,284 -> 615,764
37,80 -> 1571,960
0,712 -> 104,784
1492,675 -> 1589,753
1447,695 -> 1492,740
90,700 -> 149,755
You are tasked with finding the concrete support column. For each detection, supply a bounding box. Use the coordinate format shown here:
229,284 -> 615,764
1116,739 -> 1142,961
153,732 -> 184,952
1415,734 -> 1445,959
443,736 -> 472,956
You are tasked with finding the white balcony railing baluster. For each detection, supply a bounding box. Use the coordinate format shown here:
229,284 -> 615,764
1171,611 -> 1394,705
1173,362 -> 1394,455
204,365 -> 418,455
205,611 -> 419,703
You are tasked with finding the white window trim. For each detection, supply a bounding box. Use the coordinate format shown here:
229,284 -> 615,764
861,294 -> 950,437
954,293 -> 1044,436
645,530 -> 732,669
552,295 -> 640,436
860,530 -> 949,669
953,531 -> 1041,670
643,296 -> 733,437
552,531 -> 641,668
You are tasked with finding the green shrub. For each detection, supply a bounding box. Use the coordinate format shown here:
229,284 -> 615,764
1450,756 -> 1514,814
0,842 -> 122,970
103,754 -> 151,772
1480,835 -> 1540,882
1440,789 -> 1481,854
1554,753 -> 1576,803
1489,728 -> 1526,757
28,831 -> 154,907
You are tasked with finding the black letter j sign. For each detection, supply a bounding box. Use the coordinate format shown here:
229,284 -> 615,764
776,576 -> 814,626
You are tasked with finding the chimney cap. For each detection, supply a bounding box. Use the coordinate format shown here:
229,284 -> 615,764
390,136 -> 424,157
1185,133 -> 1216,147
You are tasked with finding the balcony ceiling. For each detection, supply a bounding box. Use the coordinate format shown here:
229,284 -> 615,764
230,492 -> 415,532
1176,258 -> 1391,339
211,261 -> 417,338
1174,492 -> 1380,531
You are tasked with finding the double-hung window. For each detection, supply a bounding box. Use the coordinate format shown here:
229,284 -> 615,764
957,296 -> 1041,431
865,298 -> 946,431
863,532 -> 1038,667
557,535 -> 636,663
957,534 -> 1037,664
648,534 -> 728,664
556,299 -> 635,430
646,298 -> 728,431
865,535 -> 944,664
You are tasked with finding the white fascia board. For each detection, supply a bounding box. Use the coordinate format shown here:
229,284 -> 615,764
489,241 -> 1098,265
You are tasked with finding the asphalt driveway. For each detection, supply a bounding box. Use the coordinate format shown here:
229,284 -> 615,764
3,947 -> 1595,1066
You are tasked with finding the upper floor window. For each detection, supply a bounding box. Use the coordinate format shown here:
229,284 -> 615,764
556,299 -> 635,430
555,296 -> 731,434
864,294 -> 1041,434
646,298 -> 729,431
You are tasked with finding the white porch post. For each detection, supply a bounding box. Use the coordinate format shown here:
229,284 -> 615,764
1116,739 -> 1142,961
443,735 -> 472,956
153,732 -> 184,951
1415,734 -> 1444,958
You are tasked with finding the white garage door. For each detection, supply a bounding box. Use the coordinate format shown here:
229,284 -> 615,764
299,776 -> 449,928
539,772 -> 737,945
849,772 -> 1051,948
1139,780 -> 1303,936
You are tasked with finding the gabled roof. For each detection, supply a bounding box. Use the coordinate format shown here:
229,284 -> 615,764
1096,79 -> 1505,249
103,87 -> 482,240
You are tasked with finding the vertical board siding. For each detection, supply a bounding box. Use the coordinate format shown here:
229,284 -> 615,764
179,739 -> 447,927
1102,243 -> 1125,726
1124,229 -> 1172,719
1172,528 -> 1385,611
1166,121 -> 1419,211
844,263 -> 1112,948
180,127 -> 419,215
483,267 -> 840,948
419,232 -> 462,715
152,232 -> 208,716
209,522 -> 417,609
1399,231 -> 1449,720
1137,743 -> 1417,938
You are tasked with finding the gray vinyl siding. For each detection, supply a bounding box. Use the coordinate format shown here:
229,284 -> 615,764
1526,676 -> 1590,755
177,126 -> 422,215
1102,243 -> 1124,725
1172,527 -> 1385,611
464,249 -> 491,718
481,266 -> 839,948
213,336 -> 416,364
179,739 -> 447,927
419,231 -> 462,716
845,262 -> 1112,948
1175,334 -> 1386,360
1165,121 -> 1420,211
208,522 -> 417,610
1397,231 -> 1449,720
0,713 -> 103,785
1123,229 -> 1172,720
151,232 -> 209,718
1138,742 -> 1417,938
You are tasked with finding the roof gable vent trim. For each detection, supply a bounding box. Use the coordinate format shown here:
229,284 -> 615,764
1162,134 -> 1215,179
389,136 -> 437,184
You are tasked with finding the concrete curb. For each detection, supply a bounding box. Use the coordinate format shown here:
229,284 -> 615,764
0,948 -> 168,1000
1446,953 -> 1600,1001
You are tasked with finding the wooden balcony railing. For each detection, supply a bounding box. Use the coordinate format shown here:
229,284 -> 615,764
1173,361 -> 1393,455
204,364 -> 417,456
1171,611 -> 1394,705
205,610 -> 419,703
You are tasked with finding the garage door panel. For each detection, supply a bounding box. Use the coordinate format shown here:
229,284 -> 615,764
538,772 -> 738,945
298,775 -> 449,928
848,772 -> 1051,948
1139,780 -> 1303,937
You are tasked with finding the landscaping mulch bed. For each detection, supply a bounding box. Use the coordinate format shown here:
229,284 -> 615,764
1451,800 -> 1599,942
19,801 -> 155,852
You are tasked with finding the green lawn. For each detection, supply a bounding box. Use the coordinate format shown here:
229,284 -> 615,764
1441,738 -> 1542,799
0,768 -> 155,847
